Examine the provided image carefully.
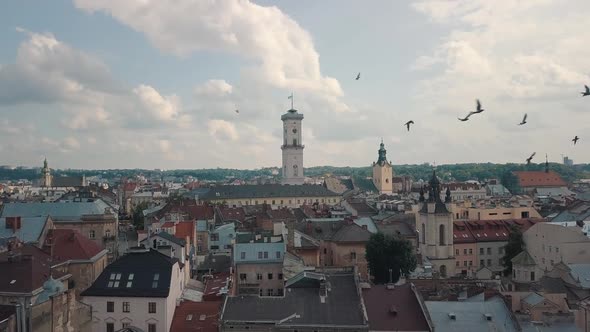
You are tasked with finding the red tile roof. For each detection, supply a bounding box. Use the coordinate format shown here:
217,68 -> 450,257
267,208 -> 295,220
0,244 -> 62,293
514,171 -> 567,188
362,283 -> 431,331
46,229 -> 104,263
203,273 -> 231,301
453,221 -> 477,243
219,207 -> 245,222
170,300 -> 221,332
175,221 -> 195,242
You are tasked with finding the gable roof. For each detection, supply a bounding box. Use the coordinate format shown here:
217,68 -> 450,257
0,200 -> 115,221
81,248 -> 178,298
331,223 -> 372,243
362,283 -> 432,331
0,244 -> 63,294
324,177 -> 354,194
222,271 -> 367,328
201,184 -> 340,200
513,171 -> 567,188
170,300 -> 221,332
46,229 -> 105,263
145,231 -> 186,247
0,216 -> 50,244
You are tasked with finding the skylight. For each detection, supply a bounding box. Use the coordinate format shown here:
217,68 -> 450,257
186,314 -> 193,321
128,273 -> 134,280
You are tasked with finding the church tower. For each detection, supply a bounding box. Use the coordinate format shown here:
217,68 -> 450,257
41,158 -> 52,187
417,169 -> 455,277
281,108 -> 304,185
372,140 -> 393,194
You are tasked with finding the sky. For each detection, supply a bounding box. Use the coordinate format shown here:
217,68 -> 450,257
0,0 -> 589,170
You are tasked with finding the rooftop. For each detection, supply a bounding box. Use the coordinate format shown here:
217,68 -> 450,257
200,184 -> 340,200
0,244 -> 64,294
514,171 -> 567,188
0,199 -> 115,221
45,229 -> 105,264
222,271 -> 367,328
170,300 -> 221,332
0,216 -> 50,243
362,283 -> 431,331
81,248 -> 179,298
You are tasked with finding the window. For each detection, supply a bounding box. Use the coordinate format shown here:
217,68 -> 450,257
293,165 -> 298,177
521,211 -> 529,218
350,252 -> 357,260
258,252 -> 263,259
480,248 -> 484,255
257,273 -> 262,280
89,230 -> 95,239
487,259 -> 492,266
107,273 -> 121,288
480,259 -> 485,266
498,247 -> 503,254
152,273 -> 159,288
277,288 -> 284,296
439,224 -> 446,245
272,200 -> 276,205
107,301 -> 114,313
455,249 -> 459,255
148,323 -> 156,332
268,273 -> 273,280
198,235 -> 203,241
240,273 -> 247,281
122,302 -> 130,313
241,252 -> 246,259
530,271 -> 535,281
323,248 -> 327,254
289,200 -> 292,204
463,261 -> 467,267
487,248 -> 491,255
148,302 -> 156,313
556,247 -> 559,253
278,273 -> 283,280
267,289 -> 274,296
549,246 -> 552,252
122,322 -> 130,328
276,251 -> 281,259
456,261 -> 459,267
469,261 -> 473,266
259,289 -> 263,296
263,252 -> 268,259
469,249 -> 473,255
513,269 -> 516,278
463,249 -> 467,255
106,322 -> 114,332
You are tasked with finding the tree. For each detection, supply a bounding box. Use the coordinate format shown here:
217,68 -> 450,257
502,225 -> 524,276
132,201 -> 149,230
501,171 -> 520,194
365,233 -> 417,284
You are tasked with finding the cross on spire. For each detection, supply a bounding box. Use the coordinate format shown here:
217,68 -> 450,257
288,92 -> 294,110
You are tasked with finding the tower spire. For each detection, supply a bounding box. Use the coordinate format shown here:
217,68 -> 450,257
545,154 -> 549,173
288,92 -> 294,110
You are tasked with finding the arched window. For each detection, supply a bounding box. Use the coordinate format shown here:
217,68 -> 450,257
293,138 -> 297,146
293,165 -> 298,177
439,224 -> 446,245
385,178 -> 389,183
421,223 -> 425,244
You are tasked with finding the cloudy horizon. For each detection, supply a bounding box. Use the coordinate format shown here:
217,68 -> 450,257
1,0 -> 589,169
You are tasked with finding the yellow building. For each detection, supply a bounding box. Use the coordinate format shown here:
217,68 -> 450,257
451,198 -> 541,221
199,184 -> 341,208
372,140 -> 393,194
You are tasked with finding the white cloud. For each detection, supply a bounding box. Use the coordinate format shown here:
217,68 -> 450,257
207,119 -> 239,141
133,84 -> 181,122
194,79 -> 233,97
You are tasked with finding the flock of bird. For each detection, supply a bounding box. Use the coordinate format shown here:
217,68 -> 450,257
355,69 -> 588,166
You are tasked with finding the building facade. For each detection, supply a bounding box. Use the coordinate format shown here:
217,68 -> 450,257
281,109 -> 304,185
372,141 -> 393,194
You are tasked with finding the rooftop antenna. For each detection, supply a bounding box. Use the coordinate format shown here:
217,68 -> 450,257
288,92 -> 294,110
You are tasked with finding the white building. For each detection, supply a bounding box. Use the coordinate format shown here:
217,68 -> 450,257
81,247 -> 186,332
281,108 -> 305,185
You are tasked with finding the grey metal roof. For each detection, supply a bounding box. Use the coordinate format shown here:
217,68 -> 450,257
522,292 -> 544,306
425,296 -> 518,332
147,232 -> 186,247
0,216 -> 49,243
511,250 -> 536,266
567,263 -> 590,288
1,200 -> 114,221
222,272 -> 367,328
201,184 -> 339,200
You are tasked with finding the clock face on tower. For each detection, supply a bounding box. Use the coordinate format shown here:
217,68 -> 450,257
292,128 -> 297,133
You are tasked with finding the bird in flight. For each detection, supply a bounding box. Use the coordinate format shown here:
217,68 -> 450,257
404,120 -> 414,131
581,85 -> 590,96
573,136 -> 580,145
526,152 -> 536,165
518,113 -> 527,125
356,72 -> 360,80
458,113 -> 472,122
472,99 -> 484,114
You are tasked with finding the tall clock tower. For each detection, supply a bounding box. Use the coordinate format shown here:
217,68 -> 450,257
281,108 -> 304,185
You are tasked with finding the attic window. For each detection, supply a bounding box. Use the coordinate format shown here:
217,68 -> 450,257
108,273 -> 121,288
128,274 -> 134,280
152,273 -> 160,288
186,314 -> 193,321
199,314 -> 206,321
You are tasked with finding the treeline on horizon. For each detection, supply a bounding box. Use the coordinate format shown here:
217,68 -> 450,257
2,163 -> 590,184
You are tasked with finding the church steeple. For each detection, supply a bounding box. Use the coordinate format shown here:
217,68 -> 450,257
428,169 -> 442,203
545,154 -> 549,173
377,139 -> 388,165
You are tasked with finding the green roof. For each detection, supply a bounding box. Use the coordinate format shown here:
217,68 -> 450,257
201,184 -> 340,200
